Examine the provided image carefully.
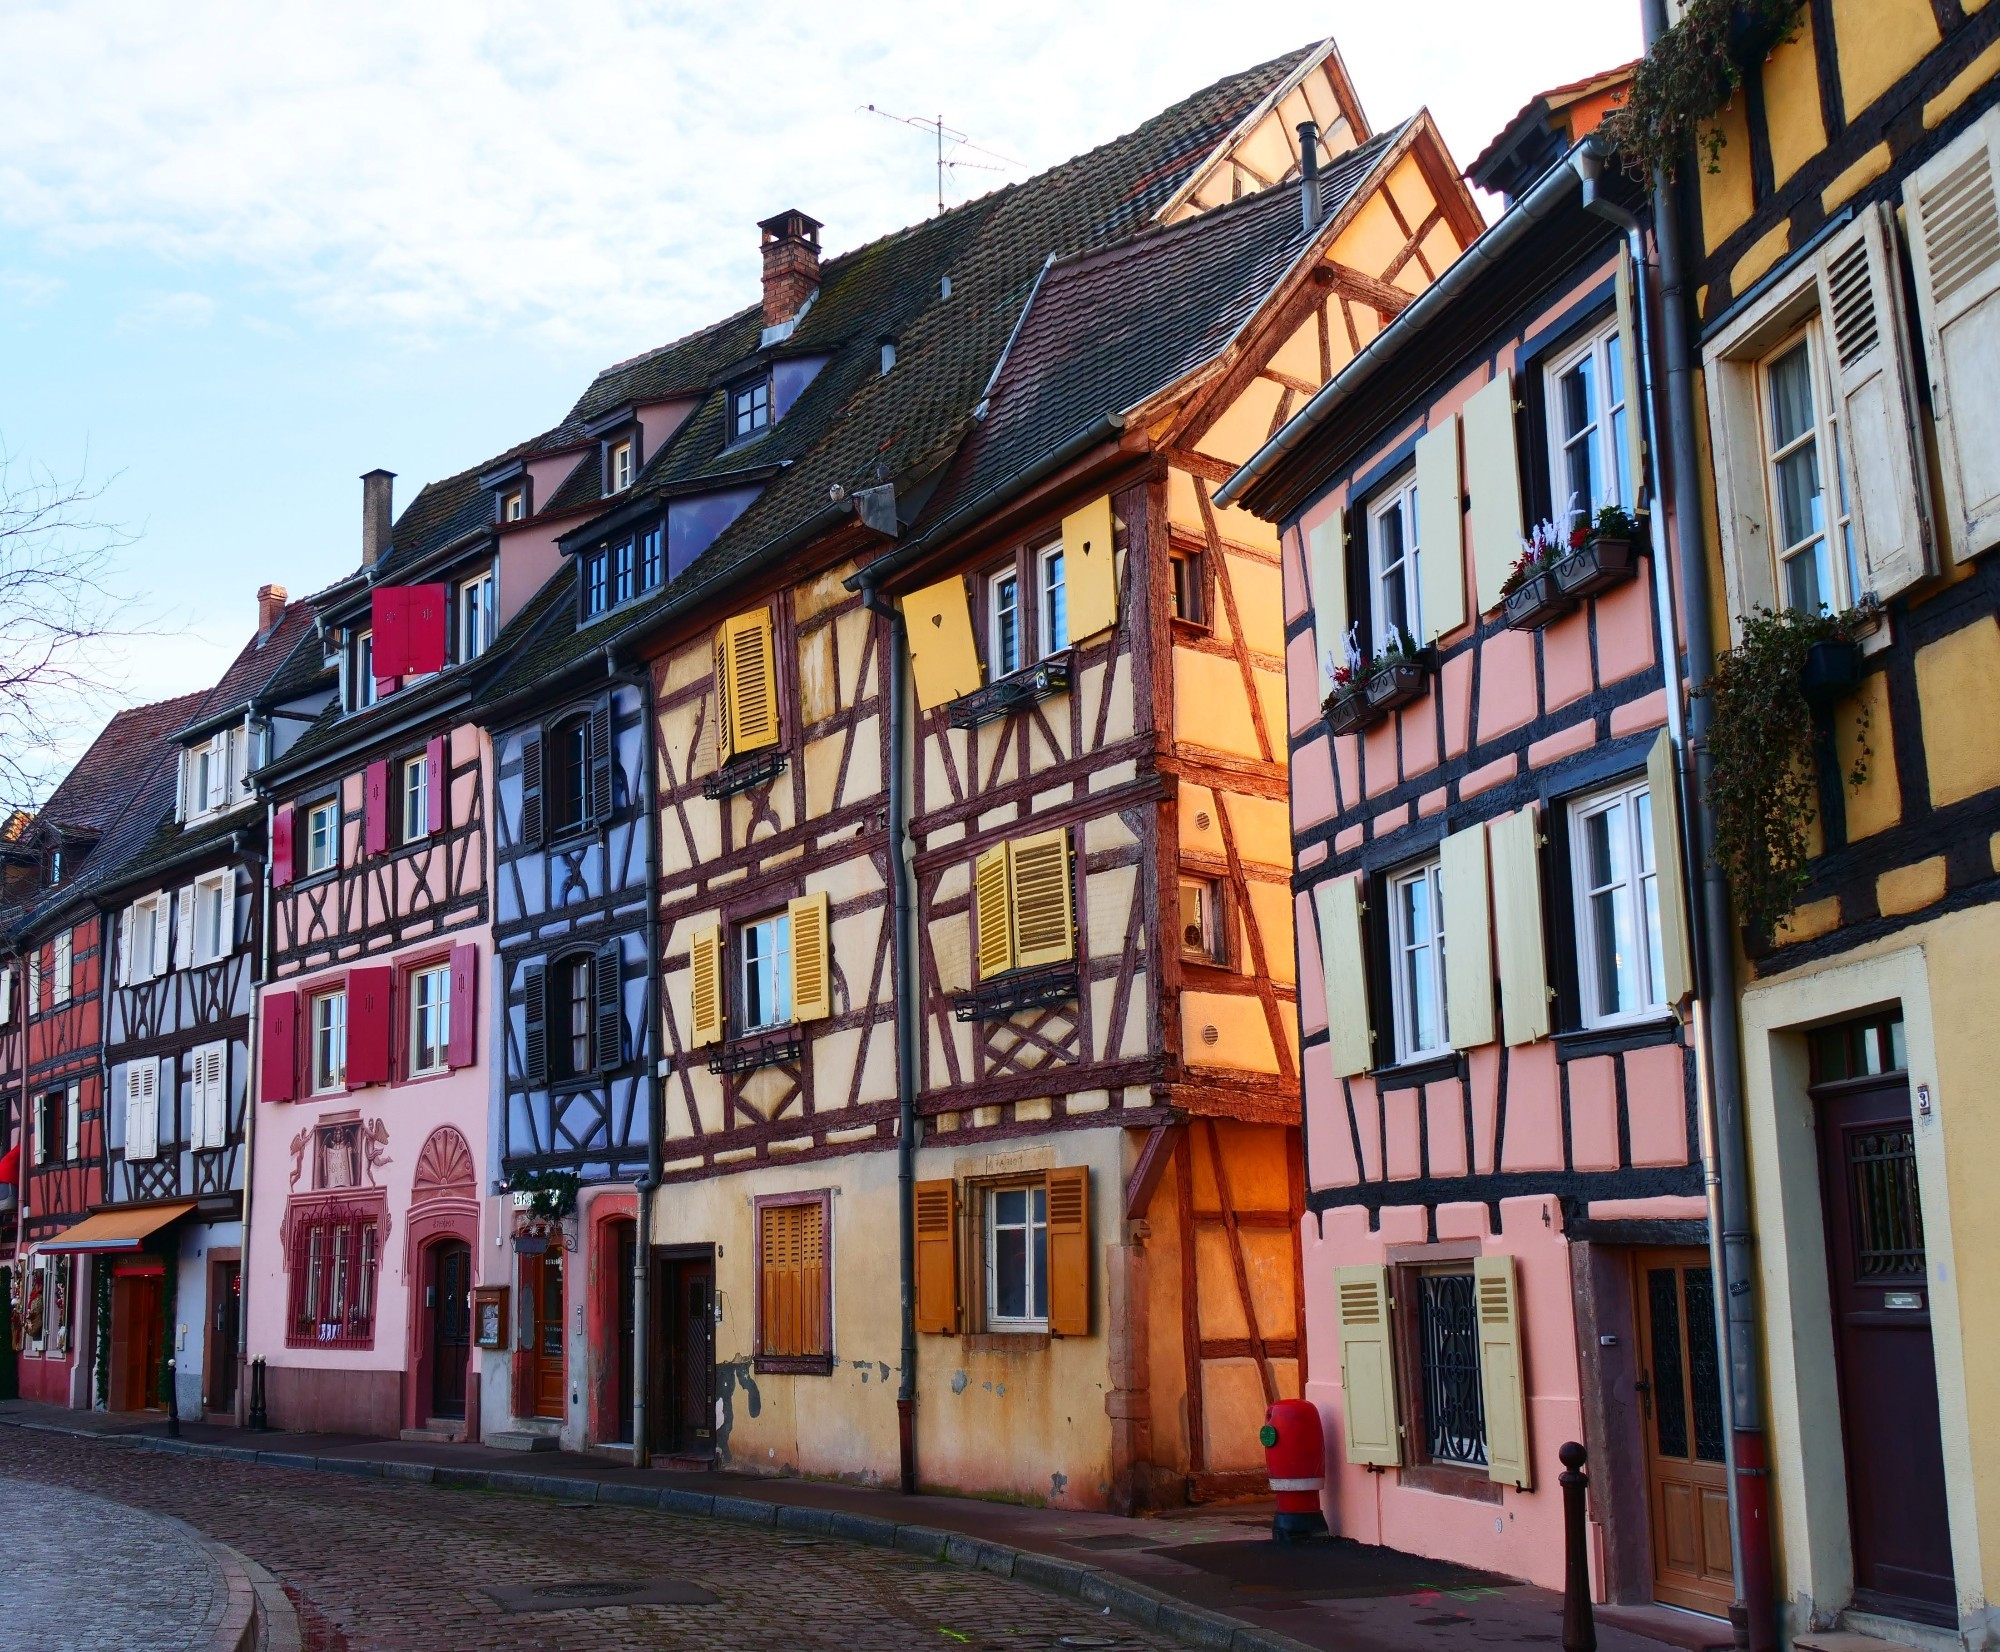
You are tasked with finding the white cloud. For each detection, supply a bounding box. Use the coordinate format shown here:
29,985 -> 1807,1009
115,290 -> 216,331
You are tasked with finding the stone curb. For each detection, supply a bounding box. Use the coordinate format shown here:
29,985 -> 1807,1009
6,1420 -> 1320,1652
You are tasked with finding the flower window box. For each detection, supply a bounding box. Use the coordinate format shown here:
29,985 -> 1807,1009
1325,689 -> 1383,737
1551,535 -> 1640,600
1503,570 -> 1576,631
1364,659 -> 1431,713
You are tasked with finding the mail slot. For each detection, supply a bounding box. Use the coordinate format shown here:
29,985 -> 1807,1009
1884,1290 -> 1923,1310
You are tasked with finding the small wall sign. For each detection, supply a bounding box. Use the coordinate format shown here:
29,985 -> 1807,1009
473,1286 -> 509,1350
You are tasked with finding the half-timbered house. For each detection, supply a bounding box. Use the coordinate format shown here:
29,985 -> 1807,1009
0,812 -> 38,1395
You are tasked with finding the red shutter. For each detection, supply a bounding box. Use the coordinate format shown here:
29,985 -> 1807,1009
426,736 -> 447,834
261,990 -> 299,1102
371,587 -> 410,678
447,942 -> 477,1069
363,761 -> 390,856
346,965 -> 392,1087
406,584 -> 448,675
271,805 -> 296,888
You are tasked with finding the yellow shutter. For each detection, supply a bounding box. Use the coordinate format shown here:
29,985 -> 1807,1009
1061,494 -> 1118,642
1313,875 -> 1372,1077
1615,246 -> 1648,508
1045,1167 -> 1090,1337
1488,805 -> 1549,1046
1308,508 -> 1349,698
913,1179 -> 960,1334
1334,1265 -> 1402,1467
1414,416 -> 1464,641
1463,370 -> 1523,614
1646,730 -> 1694,1009
903,576 -> 984,710
788,890 -> 832,1023
689,925 -> 724,1047
1439,823 -> 1494,1049
721,610 -> 780,755
1009,828 -> 1074,969
712,631 -> 734,764
974,845 -> 1015,980
1474,1255 -> 1532,1489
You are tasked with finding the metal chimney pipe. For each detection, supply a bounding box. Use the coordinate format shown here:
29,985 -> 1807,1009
361,469 -> 395,568
1298,121 -> 1321,235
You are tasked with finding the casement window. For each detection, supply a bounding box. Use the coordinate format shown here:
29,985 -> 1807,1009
1367,473 -> 1422,652
502,489 -> 526,523
122,1059 -> 162,1162
458,569 -> 496,662
987,1183 -> 1049,1329
585,547 -> 611,617
519,703 -> 610,847
409,963 -> 451,1076
609,440 -> 635,493
526,943 -> 615,1083
287,1205 -> 381,1349
1179,877 -> 1223,963
551,714 -> 590,837
1545,315 -> 1635,530
190,870 -> 233,966
354,631 -> 378,710
687,891 -> 829,1047
641,525 -> 664,590
51,931 -> 71,1006
912,1168 -> 1091,1338
739,911 -> 793,1033
307,799 -> 339,875
1569,778 -> 1668,1028
989,567 -> 1023,677
1170,549 -> 1204,625
1388,859 -> 1449,1064
613,539 -> 636,605
310,989 -> 348,1094
184,730 -> 241,821
402,755 -> 430,844
974,828 -> 1074,982
1761,327 -> 1859,614
189,1041 -> 227,1150
119,892 -> 170,985
731,378 -> 771,441
757,1196 -> 831,1370
714,608 -> 781,764
1037,544 -> 1068,657
34,1089 -> 66,1165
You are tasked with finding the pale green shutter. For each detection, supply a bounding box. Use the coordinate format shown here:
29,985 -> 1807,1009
1313,876 -> 1372,1077
1463,371 -> 1523,614
1308,509 -> 1349,698
1474,1255 -> 1532,1489
1615,247 -> 1648,508
1335,1265 -> 1402,1467
1414,415 -> 1464,641
1646,730 -> 1694,1009
1439,823 -> 1494,1049
1488,806 -> 1548,1046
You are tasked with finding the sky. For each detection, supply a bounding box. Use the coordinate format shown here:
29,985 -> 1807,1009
0,0 -> 1642,781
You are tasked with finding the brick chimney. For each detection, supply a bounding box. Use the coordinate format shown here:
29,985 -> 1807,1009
257,584 -> 288,640
759,209 -> 823,330
361,468 -> 396,567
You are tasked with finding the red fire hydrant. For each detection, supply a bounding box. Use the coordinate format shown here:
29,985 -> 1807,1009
1260,1398 -> 1328,1543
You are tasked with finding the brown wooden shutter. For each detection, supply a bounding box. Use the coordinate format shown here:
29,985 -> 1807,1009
592,939 -> 622,1073
518,730 -> 544,848
760,1201 -> 827,1359
1045,1166 -> 1090,1337
1008,828 -> 1073,969
787,891 -> 831,1022
521,963 -> 547,1084
903,576 -> 983,709
974,845 -> 1014,981
689,926 -> 724,1047
913,1178 -> 960,1334
720,610 -> 780,756
1061,494 -> 1118,642
587,698 -> 614,825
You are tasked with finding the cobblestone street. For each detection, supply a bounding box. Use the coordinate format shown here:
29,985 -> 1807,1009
1,1428 -> 1176,1651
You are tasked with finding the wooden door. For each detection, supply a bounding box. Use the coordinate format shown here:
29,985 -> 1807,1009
522,1247 -> 565,1420
1634,1250 -> 1732,1614
654,1255 -> 716,1456
112,1275 -> 164,1412
206,1262 -> 240,1415
1815,1077 -> 1955,1619
429,1241 -> 471,1419
613,1224 -> 636,1445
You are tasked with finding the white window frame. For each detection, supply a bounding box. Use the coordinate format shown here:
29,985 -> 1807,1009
1179,877 -> 1223,963
1388,859 -> 1449,1064
610,440 -> 634,492
503,489 -> 526,523
1544,315 -> 1634,533
1367,473 -> 1422,654
739,912 -> 793,1033
1569,778 -> 1668,1031
311,989 -> 348,1094
191,870 -> 232,967
306,799 -> 339,876
459,569 -> 496,663
401,755 -> 429,844
51,931 -> 71,1006
984,1182 -> 1049,1331
989,567 -> 1022,678
354,631 -> 378,710
409,963 -> 451,1077
1037,544 -> 1068,658
1756,323 -> 1859,616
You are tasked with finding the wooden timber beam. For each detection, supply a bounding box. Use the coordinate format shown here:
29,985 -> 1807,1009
1323,261 -> 1413,318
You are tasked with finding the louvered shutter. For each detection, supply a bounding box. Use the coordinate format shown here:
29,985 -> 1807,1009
1440,823 -> 1495,1049
1008,829 -> 1074,969
521,964 -> 547,1083
32,1092 -> 46,1164
913,1178 -> 960,1334
149,896 -> 170,979
1646,731 -> 1695,1009
65,1085 -> 80,1164
518,730 -> 544,848
712,632 -> 735,764
1475,1255 -> 1532,1489
363,760 -> 390,856
215,872 -> 238,958
110,1064 -> 129,1157
903,576 -> 983,709
587,700 -> 614,826
173,887 -> 195,971
1334,1265 -> 1402,1467
127,1063 -> 158,1161
1615,246 -> 1649,507
425,736 -> 447,834
1045,1166 -> 1091,1337
1313,876 -> 1373,1077
1308,508 -> 1349,698
447,942 -> 478,1069
1464,370 -> 1524,613
689,926 -> 724,1047
974,845 -> 1015,980
195,1046 -> 227,1150
1061,494 -> 1118,642
721,610 -> 780,757
1415,416 -> 1465,640
0,967 -> 12,1026
117,905 -> 134,986
260,990 -> 298,1102
204,734 -> 228,812
593,939 -> 622,1073
1814,203 -> 1932,602
1904,110 -> 2000,562
1489,806 -> 1549,1046
272,805 -> 296,888
787,891 -> 831,1023
762,1202 -> 827,1358
346,965 -> 392,1087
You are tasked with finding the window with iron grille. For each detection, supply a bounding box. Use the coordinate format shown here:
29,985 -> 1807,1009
1411,1268 -> 1487,1467
286,1202 -> 382,1349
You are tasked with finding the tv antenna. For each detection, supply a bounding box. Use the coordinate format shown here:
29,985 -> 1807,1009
863,104 -> 1023,214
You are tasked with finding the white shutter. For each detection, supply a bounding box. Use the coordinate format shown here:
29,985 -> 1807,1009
1308,508 -> 1349,697
205,734 -> 228,811
1814,203 -> 1932,601
1464,370 -> 1524,614
110,1064 -> 128,1154
0,967 -> 12,1025
51,933 -> 70,1005
194,1044 -> 227,1150
175,750 -> 192,823
1334,1265 -> 1402,1467
1905,108 -> 2000,563
149,895 -> 170,978
65,1084 -> 80,1164
127,1063 -> 157,1162
173,886 -> 195,971
117,906 -> 134,985
1475,1255 -> 1533,1490
1415,416 -> 1465,641
213,874 -> 236,959
1313,875 -> 1373,1077
230,725 -> 250,801
1439,823 -> 1495,1050
1488,805 -> 1549,1046
32,1091 -> 45,1164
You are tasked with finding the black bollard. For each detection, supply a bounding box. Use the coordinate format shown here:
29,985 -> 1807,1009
165,1356 -> 179,1438
248,1355 -> 269,1432
1559,1441 -> 1595,1652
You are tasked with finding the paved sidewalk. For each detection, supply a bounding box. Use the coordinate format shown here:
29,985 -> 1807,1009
0,1400 -> 1727,1652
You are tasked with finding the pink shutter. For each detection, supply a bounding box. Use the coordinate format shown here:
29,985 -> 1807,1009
363,761 -> 390,856
371,587 -> 410,678
346,965 -> 392,1087
271,805 -> 296,888
426,736 -> 447,834
406,585 -> 448,675
261,990 -> 299,1102
447,942 -> 478,1069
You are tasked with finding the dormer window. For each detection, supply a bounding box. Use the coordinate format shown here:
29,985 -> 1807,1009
731,379 -> 771,442
610,441 -> 634,493
182,725 -> 250,822
354,631 -> 378,710
503,490 -> 526,523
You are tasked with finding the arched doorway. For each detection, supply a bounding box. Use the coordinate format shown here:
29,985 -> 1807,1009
427,1238 -> 473,1420
404,1126 -> 478,1436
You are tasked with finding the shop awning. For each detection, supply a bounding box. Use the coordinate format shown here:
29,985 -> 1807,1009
37,1200 -> 198,1253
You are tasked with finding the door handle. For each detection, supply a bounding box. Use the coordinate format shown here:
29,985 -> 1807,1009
1634,1371 -> 1652,1421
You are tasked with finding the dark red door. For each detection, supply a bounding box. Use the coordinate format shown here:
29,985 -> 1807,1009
1815,1077 -> 1955,1620
430,1241 -> 471,1419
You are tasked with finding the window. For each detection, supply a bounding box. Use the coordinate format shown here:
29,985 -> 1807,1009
1388,860 -> 1448,1063
1810,1008 -> 1907,1083
192,871 -> 232,966
739,912 -> 793,1032
641,526 -> 664,590
503,489 -> 526,522
613,539 -> 636,605
123,893 -> 168,984
1412,1267 -> 1488,1467
758,1197 -> 831,1369
1570,779 -> 1667,1028
402,756 -> 429,844
286,1205 -> 381,1349
354,631 -> 378,709
1546,318 -> 1633,531
1179,878 -> 1223,962
306,800 -> 339,876
409,963 -> 451,1077
987,1184 -> 1048,1329
973,829 -> 1075,981
551,715 -> 590,837
989,568 -> 1022,677
1038,545 -> 1068,656
1170,549 -> 1203,624
459,570 -> 496,662
51,931 -> 71,1006
187,731 -> 234,819
584,549 -> 610,617
610,440 -> 634,493
557,954 -> 593,1079
731,378 -> 771,441
35,1089 -> 66,1165
311,989 -> 348,1093
1368,474 -> 1421,653
27,951 -> 39,1014
1760,329 -> 1857,614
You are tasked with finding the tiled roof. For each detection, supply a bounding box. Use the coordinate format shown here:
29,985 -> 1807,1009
176,598 -> 321,739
